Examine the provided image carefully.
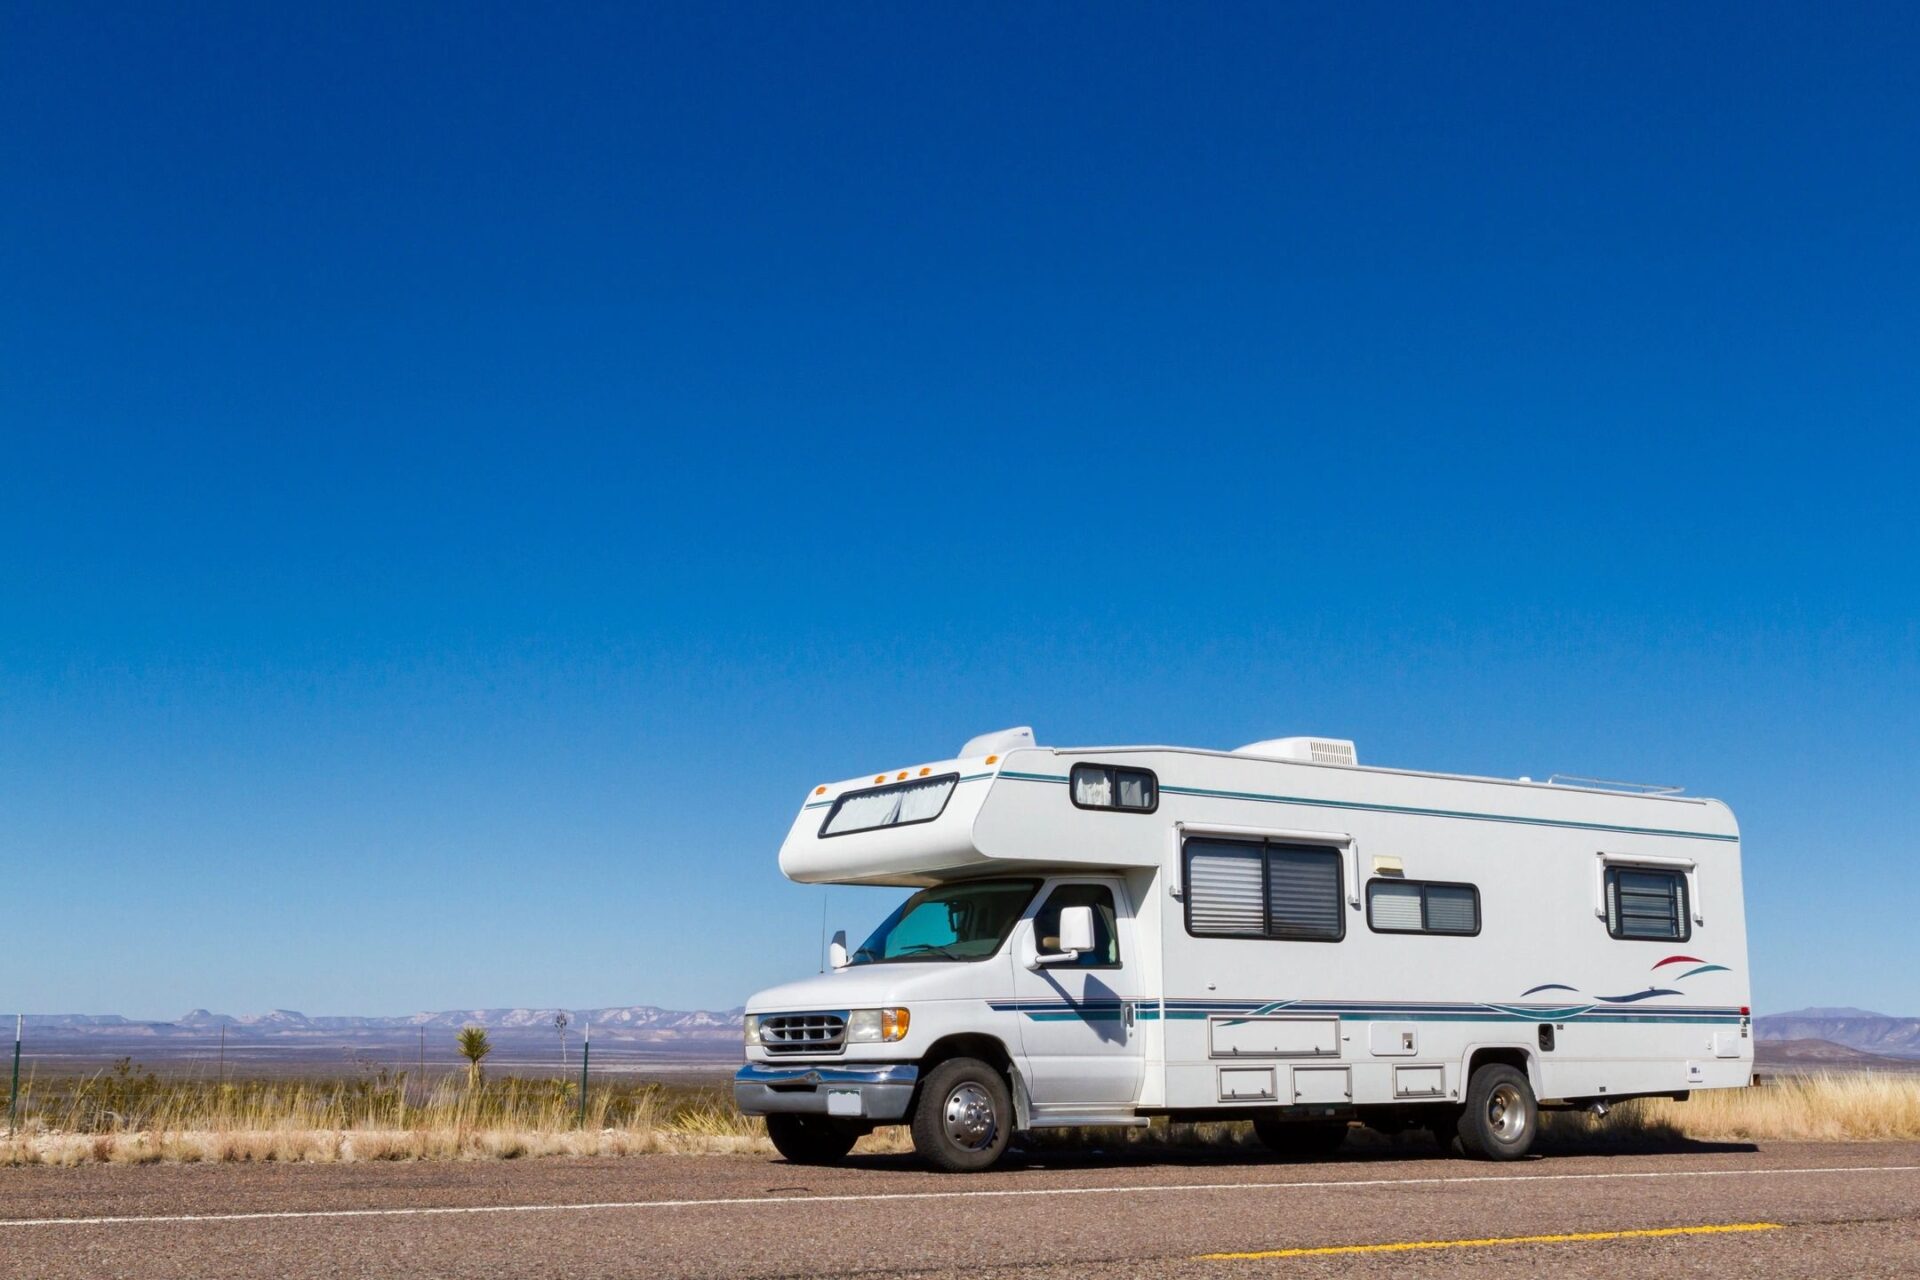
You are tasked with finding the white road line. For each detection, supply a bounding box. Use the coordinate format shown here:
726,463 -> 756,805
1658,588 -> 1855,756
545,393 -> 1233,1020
3,1163 -> 1915,1229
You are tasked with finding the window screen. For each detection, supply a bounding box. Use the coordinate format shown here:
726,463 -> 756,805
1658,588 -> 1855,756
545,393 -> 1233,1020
1367,879 -> 1480,935
1605,866 -> 1690,941
1184,837 -> 1344,941
1069,763 -> 1157,813
819,774 -> 958,837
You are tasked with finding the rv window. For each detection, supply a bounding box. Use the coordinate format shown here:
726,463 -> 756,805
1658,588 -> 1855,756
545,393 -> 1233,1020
1033,884 -> 1121,967
1605,866 -> 1690,941
819,773 -> 959,837
1366,879 -> 1480,935
1183,837 -> 1344,942
1069,764 -> 1157,813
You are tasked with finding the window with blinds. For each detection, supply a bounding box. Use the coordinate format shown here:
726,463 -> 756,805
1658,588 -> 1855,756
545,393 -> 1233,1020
1605,866 -> 1690,941
1182,837 -> 1345,942
1366,879 -> 1480,936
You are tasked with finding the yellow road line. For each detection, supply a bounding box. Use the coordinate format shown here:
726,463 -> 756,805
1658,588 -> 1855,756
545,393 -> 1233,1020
1199,1221 -> 1783,1260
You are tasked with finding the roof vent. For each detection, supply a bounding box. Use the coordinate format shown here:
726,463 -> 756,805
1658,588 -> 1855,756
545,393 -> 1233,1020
960,726 -> 1035,758
1234,737 -> 1358,767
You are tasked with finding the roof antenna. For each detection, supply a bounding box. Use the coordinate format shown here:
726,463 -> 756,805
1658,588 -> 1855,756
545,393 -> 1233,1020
818,886 -> 830,973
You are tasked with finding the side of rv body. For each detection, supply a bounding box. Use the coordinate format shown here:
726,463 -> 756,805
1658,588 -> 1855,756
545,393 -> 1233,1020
738,735 -> 1751,1167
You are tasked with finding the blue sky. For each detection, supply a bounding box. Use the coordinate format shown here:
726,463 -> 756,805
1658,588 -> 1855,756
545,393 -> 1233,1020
3,3 -> 1916,1019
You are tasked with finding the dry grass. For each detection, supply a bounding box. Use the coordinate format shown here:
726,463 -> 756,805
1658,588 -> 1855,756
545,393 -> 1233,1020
4,1067 -> 1915,1167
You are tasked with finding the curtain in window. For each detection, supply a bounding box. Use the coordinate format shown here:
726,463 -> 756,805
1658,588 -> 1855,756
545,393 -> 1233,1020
1072,768 -> 1114,807
822,776 -> 955,835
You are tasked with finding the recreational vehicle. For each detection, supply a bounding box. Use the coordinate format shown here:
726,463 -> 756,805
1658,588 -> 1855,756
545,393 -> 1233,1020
734,728 -> 1752,1171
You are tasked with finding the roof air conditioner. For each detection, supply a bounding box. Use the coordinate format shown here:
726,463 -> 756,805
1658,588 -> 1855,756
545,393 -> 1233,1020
1233,737 -> 1358,767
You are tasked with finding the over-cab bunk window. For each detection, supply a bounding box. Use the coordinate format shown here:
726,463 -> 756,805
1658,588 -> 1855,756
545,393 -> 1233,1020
1069,763 -> 1157,813
819,774 -> 959,837
1183,837 -> 1344,942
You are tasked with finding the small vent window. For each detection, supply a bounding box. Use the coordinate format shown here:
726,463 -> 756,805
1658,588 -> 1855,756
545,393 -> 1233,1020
1367,879 -> 1480,935
1070,763 -> 1157,813
1605,866 -> 1690,941
1183,837 -> 1345,942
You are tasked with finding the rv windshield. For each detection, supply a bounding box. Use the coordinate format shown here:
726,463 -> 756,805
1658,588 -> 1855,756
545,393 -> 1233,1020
851,878 -> 1041,965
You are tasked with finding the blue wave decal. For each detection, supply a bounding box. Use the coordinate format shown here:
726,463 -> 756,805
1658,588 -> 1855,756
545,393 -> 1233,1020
1675,964 -> 1730,980
1518,983 -> 1581,997
1594,987 -> 1684,1003
1487,1003 -> 1593,1020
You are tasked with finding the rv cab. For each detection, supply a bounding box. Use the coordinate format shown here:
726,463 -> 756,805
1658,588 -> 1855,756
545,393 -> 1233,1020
735,728 -> 1751,1172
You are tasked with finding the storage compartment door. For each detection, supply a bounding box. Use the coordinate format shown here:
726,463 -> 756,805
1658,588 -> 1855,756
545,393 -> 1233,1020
1394,1065 -> 1446,1098
1291,1066 -> 1352,1105
1210,1016 -> 1339,1058
1218,1066 -> 1278,1101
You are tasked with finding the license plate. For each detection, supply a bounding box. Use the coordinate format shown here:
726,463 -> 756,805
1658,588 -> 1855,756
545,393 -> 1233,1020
825,1089 -> 863,1117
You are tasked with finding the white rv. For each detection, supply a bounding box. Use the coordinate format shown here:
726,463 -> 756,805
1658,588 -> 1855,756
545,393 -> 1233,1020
735,728 -> 1752,1171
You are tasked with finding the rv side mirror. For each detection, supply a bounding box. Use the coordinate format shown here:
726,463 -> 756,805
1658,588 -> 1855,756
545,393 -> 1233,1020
1032,905 -> 1096,968
828,930 -> 850,970
1057,905 -> 1095,955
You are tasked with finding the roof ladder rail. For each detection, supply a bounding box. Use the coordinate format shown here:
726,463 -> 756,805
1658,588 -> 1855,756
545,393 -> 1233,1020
1545,773 -> 1685,796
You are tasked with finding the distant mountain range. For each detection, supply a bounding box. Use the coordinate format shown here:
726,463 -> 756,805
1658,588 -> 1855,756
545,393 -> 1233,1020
13,1005 -> 1918,1061
10,1006 -> 744,1040
1755,1008 -> 1920,1060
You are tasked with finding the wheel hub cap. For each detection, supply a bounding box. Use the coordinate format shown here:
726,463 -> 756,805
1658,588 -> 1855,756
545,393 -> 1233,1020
942,1083 -> 998,1150
1488,1082 -> 1528,1141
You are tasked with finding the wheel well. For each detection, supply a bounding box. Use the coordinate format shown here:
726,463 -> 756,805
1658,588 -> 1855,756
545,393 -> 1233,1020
919,1033 -> 1014,1077
1466,1046 -> 1534,1088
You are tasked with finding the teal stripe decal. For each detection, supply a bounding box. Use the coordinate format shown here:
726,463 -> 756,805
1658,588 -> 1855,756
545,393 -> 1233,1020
1001,772 -> 1735,843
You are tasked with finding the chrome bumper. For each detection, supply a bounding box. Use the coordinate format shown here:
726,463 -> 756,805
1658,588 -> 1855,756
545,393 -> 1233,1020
733,1062 -> 919,1121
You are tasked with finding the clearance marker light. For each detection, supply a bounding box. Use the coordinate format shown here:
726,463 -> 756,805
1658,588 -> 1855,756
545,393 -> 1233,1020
874,775 -> 885,783
897,771 -> 908,780
985,755 -> 998,765
814,786 -> 827,795
919,767 -> 931,776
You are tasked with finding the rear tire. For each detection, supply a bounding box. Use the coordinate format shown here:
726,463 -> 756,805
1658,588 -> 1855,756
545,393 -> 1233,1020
1251,1115 -> 1349,1160
911,1057 -> 1013,1172
1455,1064 -> 1537,1161
765,1114 -> 860,1165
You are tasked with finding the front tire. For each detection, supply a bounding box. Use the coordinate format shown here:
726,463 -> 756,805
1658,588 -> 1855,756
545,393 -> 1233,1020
1456,1064 -> 1537,1160
765,1114 -> 860,1165
911,1057 -> 1013,1172
1251,1115 -> 1349,1160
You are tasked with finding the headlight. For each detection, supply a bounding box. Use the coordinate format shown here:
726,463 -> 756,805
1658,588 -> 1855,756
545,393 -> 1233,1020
743,1015 -> 762,1046
845,1007 -> 911,1043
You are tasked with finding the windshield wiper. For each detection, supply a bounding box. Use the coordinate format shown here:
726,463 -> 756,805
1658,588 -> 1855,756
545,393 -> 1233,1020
896,942 -> 964,960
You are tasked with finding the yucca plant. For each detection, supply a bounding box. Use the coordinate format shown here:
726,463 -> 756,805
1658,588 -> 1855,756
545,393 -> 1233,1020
456,1027 -> 493,1089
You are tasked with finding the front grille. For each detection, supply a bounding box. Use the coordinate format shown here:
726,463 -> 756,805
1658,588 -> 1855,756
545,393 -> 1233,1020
761,1011 -> 847,1055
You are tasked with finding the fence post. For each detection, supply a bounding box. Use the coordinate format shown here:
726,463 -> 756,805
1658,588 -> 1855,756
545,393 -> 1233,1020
9,1014 -> 20,1138
576,1021 -> 590,1127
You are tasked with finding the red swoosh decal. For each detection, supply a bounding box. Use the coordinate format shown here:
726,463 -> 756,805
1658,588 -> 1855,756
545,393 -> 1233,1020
1651,955 -> 1705,969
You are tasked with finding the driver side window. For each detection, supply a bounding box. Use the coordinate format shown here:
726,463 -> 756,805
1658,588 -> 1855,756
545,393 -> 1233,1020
1034,884 -> 1121,968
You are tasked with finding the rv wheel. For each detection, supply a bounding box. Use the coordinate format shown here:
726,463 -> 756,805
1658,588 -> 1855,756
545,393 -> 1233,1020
765,1114 -> 861,1165
1251,1116 -> 1348,1160
1456,1064 -> 1537,1161
911,1057 -> 1013,1173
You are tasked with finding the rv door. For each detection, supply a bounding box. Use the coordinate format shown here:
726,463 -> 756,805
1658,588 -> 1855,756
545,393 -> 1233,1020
1010,878 -> 1144,1109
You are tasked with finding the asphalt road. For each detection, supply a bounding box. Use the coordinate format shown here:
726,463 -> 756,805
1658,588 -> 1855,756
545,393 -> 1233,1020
3,1141 -> 1917,1279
